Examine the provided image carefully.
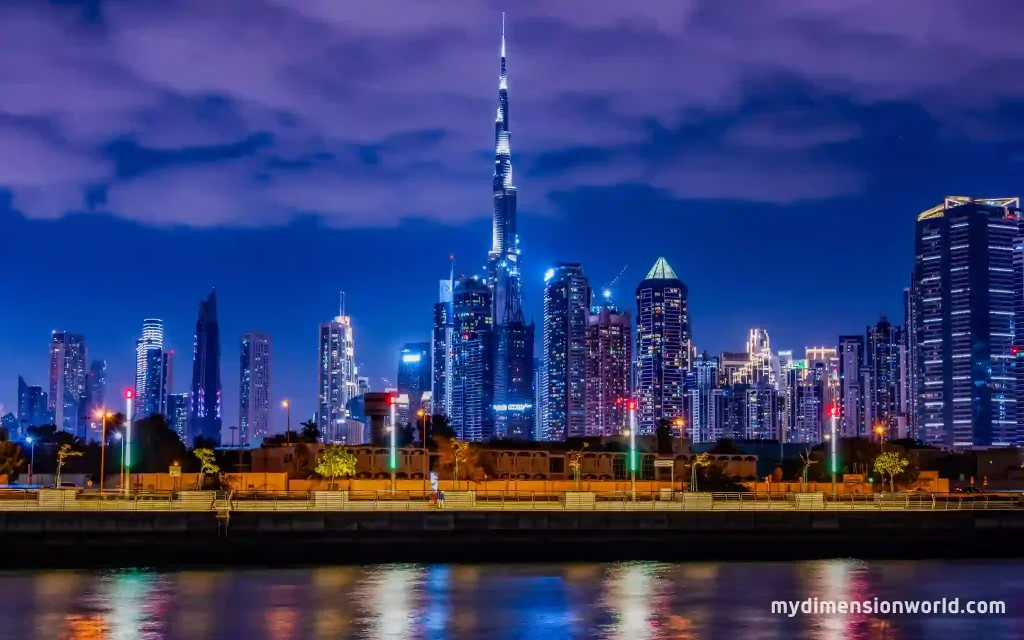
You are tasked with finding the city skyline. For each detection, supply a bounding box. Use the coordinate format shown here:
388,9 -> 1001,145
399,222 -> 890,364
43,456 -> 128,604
4,3 -> 1024,431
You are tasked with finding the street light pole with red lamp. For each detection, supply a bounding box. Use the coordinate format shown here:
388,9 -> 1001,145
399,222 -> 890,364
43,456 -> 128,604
827,403 -> 839,496
388,394 -> 398,495
124,389 -> 134,492
417,409 -> 429,495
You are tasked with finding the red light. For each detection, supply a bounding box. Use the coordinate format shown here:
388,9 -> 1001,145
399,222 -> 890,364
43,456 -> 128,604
615,398 -> 623,405
1013,346 -> 1020,356
627,399 -> 637,411
124,389 -> 134,399
828,405 -> 839,418
388,395 -> 398,405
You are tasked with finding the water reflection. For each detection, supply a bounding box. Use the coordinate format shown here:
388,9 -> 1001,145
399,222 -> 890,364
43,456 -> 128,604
0,560 -> 1021,639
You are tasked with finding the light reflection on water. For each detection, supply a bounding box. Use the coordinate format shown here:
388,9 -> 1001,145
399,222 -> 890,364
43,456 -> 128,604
0,560 -> 1021,639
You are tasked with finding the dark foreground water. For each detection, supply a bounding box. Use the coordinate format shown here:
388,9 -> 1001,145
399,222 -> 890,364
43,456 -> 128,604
0,560 -> 1022,639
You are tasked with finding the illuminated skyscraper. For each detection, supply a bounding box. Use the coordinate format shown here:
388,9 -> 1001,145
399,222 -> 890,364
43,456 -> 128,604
142,348 -> 171,419
135,318 -> 164,414
17,376 -> 49,437
865,316 -> 903,431
397,342 -> 431,428
85,359 -> 106,419
451,276 -> 494,441
318,295 -> 357,442
687,351 -> 719,443
585,296 -> 631,437
188,291 -> 222,446
48,331 -> 87,438
239,333 -> 271,445
913,196 -> 1022,446
543,263 -> 590,440
635,258 -> 690,434
432,269 -> 455,416
838,335 -> 864,437
167,393 -> 188,442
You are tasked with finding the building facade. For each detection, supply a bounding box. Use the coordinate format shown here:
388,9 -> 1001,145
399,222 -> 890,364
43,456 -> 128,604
49,331 -> 87,438
912,196 -> 1022,446
865,316 -> 904,432
431,273 -> 454,417
135,318 -> 164,418
188,291 -> 222,446
451,276 -> 494,441
397,342 -> 431,428
838,335 -> 864,437
585,299 -> 632,437
635,258 -> 690,434
542,263 -> 590,440
317,301 -> 357,443
239,333 -> 271,446
687,352 -> 719,443
17,376 -> 49,437
167,393 -> 189,442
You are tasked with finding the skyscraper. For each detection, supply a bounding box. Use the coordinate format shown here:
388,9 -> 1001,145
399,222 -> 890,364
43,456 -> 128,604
397,342 -> 431,427
487,14 -> 520,328
188,291 -> 222,446
142,349 -> 171,419
542,263 -> 590,440
17,376 -> 49,437
48,331 -> 87,438
585,296 -> 632,437
167,393 -> 189,442
494,292 -> 535,440
866,316 -> 903,432
431,269 -> 455,417
838,335 -> 864,437
687,352 -> 719,443
135,318 -> 164,415
86,359 -> 107,418
239,333 -> 271,446
451,276 -> 494,441
635,258 -> 690,434
317,295 -> 357,442
912,196 -> 1021,446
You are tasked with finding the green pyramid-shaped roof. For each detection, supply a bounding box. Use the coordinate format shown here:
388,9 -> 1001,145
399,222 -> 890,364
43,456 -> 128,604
645,257 -> 678,280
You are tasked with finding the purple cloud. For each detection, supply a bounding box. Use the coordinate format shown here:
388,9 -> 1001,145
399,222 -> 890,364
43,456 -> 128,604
1,0 -> 1022,227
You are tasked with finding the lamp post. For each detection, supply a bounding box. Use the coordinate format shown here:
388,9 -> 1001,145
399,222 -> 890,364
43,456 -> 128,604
95,409 -> 113,492
874,424 -> 885,454
627,399 -> 637,501
282,400 -> 291,445
417,409 -> 428,495
25,437 -> 35,486
124,389 -> 134,491
389,395 -> 398,495
114,432 -> 124,493
828,404 -> 839,497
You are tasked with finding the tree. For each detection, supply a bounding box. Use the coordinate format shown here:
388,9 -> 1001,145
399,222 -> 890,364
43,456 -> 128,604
300,419 -> 320,443
874,451 -> 909,493
800,447 -> 818,485
55,444 -> 82,487
314,445 -> 358,489
689,452 -> 711,492
193,448 -> 220,489
450,439 -> 470,488
131,415 -> 186,473
0,441 -> 25,482
567,443 -> 589,490
655,419 -> 674,455
291,443 -> 315,478
428,414 -> 456,442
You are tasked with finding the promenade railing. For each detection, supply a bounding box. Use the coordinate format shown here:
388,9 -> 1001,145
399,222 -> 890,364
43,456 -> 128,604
0,488 -> 1019,512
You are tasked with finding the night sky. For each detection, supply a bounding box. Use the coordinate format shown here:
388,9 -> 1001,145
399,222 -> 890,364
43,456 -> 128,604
2,1 -> 1024,431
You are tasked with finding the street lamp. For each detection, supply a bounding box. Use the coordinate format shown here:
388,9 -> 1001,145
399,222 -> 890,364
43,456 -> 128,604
282,400 -> 291,445
94,408 -> 114,492
627,399 -> 637,501
874,424 -> 885,453
25,437 -> 35,486
828,404 -> 839,496
114,432 -> 124,492
388,395 -> 398,495
417,409 -> 428,495
124,389 -> 134,487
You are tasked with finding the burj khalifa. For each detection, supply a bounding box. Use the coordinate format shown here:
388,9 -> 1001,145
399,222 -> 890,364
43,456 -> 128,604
488,15 -> 534,439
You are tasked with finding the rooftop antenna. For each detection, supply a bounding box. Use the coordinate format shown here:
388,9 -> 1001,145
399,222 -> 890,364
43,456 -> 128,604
340,291 -> 346,317
602,263 -> 629,298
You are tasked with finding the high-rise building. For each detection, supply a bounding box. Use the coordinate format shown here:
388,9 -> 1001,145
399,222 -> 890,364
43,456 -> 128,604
239,333 -> 271,446
357,376 -> 370,398
494,308 -> 535,439
865,316 -> 903,432
167,393 -> 189,442
397,342 -> 431,428
542,263 -> 590,441
838,335 -> 864,437
17,376 -> 49,437
903,284 -> 918,438
48,331 -> 87,438
85,359 -> 107,418
188,291 -> 222,446
451,276 -> 494,441
585,296 -> 631,437
912,197 -> 1022,446
142,349 -> 171,419
431,270 -> 455,417
635,258 -> 690,434
533,356 -> 544,440
135,319 -> 164,415
687,352 -> 719,443
318,296 -> 357,443
486,15 -> 521,329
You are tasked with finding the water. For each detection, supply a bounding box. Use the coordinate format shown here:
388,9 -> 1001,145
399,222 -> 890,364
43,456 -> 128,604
0,561 -> 1021,639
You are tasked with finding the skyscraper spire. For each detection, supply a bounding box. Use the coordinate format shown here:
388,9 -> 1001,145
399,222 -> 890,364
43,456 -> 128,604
488,13 -> 518,325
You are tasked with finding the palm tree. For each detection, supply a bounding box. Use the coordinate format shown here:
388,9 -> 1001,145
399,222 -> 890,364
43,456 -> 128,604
300,419 -> 320,443
0,442 -> 26,483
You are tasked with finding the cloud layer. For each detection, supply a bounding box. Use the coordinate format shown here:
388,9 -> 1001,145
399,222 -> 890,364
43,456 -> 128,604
2,0 -> 1023,227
